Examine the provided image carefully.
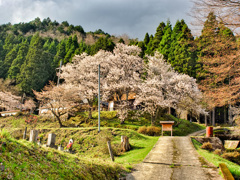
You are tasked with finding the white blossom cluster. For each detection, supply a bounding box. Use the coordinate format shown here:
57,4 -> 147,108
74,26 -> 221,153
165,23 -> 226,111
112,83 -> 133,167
59,43 -> 205,122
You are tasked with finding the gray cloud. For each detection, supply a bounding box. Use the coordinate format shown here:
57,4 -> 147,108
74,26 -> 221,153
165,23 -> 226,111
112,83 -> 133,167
0,0 -> 193,40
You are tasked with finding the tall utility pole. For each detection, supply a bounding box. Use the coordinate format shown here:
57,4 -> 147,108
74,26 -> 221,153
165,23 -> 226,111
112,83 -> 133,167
57,60 -> 62,86
98,64 -> 101,133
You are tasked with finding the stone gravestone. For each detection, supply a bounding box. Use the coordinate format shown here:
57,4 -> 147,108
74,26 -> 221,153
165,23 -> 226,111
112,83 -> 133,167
29,130 -> 38,142
58,145 -> 64,151
47,133 -> 56,148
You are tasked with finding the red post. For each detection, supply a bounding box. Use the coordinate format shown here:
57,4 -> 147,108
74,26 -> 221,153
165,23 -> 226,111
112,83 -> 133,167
206,126 -> 213,137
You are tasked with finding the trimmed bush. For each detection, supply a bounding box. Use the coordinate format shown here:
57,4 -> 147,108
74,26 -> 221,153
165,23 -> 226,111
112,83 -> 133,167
137,126 -> 147,135
221,151 -> 240,165
213,149 -> 222,156
138,126 -> 161,136
201,142 -> 213,151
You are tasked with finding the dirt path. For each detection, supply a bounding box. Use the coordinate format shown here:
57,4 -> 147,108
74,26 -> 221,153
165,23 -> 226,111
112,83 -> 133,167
126,137 -> 223,180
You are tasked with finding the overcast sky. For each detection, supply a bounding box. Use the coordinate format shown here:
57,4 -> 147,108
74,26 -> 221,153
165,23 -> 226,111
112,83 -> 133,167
0,0 -> 194,40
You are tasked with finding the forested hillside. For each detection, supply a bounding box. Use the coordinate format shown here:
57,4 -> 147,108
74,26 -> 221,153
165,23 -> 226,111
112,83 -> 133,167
0,18 -> 119,95
0,15 -> 239,114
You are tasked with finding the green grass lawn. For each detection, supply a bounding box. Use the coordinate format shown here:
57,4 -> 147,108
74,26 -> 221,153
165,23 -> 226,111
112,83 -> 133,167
192,138 -> 240,178
0,127 -> 159,179
115,136 -> 159,165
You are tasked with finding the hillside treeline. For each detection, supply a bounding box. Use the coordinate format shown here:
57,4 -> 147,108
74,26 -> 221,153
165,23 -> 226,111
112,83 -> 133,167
0,13 -> 239,106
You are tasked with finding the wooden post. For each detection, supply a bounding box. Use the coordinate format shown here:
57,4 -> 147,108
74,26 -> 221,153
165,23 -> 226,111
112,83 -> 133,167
23,127 -> 27,139
205,114 -> 207,127
107,141 -> 114,162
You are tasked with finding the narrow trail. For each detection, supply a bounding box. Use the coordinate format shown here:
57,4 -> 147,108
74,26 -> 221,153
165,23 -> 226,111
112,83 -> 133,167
126,137 -> 223,180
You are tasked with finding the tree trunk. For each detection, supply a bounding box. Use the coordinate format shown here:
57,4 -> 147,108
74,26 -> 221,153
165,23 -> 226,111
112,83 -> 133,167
209,112 -> 212,125
88,107 -> 92,119
228,104 -> 233,125
151,114 -> 154,126
224,105 -> 227,124
205,114 -> 207,126
56,116 -> 66,128
212,107 -> 215,127
168,107 -> 171,115
121,136 -> 131,152
197,113 -> 200,123
190,112 -> 192,123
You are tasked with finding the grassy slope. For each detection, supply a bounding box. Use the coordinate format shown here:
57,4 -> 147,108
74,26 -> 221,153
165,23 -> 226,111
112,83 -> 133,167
192,138 -> 240,178
0,128 -> 158,179
0,131 -> 123,180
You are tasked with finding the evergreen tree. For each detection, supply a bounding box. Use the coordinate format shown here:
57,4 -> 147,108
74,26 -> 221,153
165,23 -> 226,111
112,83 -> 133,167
168,20 -> 197,77
143,33 -> 150,45
64,35 -> 79,63
151,22 -> 166,55
52,40 -> 66,71
158,21 -> 172,59
17,33 -> 52,95
90,36 -> 115,55
72,35 -> 79,49
8,40 -> 29,80
0,45 -> 18,78
137,41 -> 146,58
145,35 -> 154,55
65,36 -> 72,53
48,40 -> 57,55
118,38 -> 125,44
75,41 -> 90,55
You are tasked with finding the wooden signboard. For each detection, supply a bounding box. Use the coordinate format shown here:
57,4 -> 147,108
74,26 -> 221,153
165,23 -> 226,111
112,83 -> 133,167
160,121 -> 174,136
224,140 -> 240,149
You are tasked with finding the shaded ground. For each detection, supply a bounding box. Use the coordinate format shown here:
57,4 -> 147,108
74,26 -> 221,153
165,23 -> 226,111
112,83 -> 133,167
126,137 -> 223,180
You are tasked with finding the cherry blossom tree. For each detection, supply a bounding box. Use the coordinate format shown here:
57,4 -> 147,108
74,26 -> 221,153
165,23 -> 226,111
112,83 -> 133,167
101,43 -> 144,123
34,82 -> 81,127
61,43 -> 144,122
136,52 -> 206,125
0,91 -> 21,111
61,51 -> 111,119
22,99 -> 36,113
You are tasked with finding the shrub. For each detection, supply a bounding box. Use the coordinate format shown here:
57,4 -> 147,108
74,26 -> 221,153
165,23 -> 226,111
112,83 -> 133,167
146,126 -> 161,136
213,149 -> 222,156
137,126 -> 147,135
138,126 -> 161,136
221,151 -> 240,165
201,142 -> 213,151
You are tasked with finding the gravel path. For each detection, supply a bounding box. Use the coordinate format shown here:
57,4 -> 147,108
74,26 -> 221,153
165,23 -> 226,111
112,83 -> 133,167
126,136 -> 223,180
